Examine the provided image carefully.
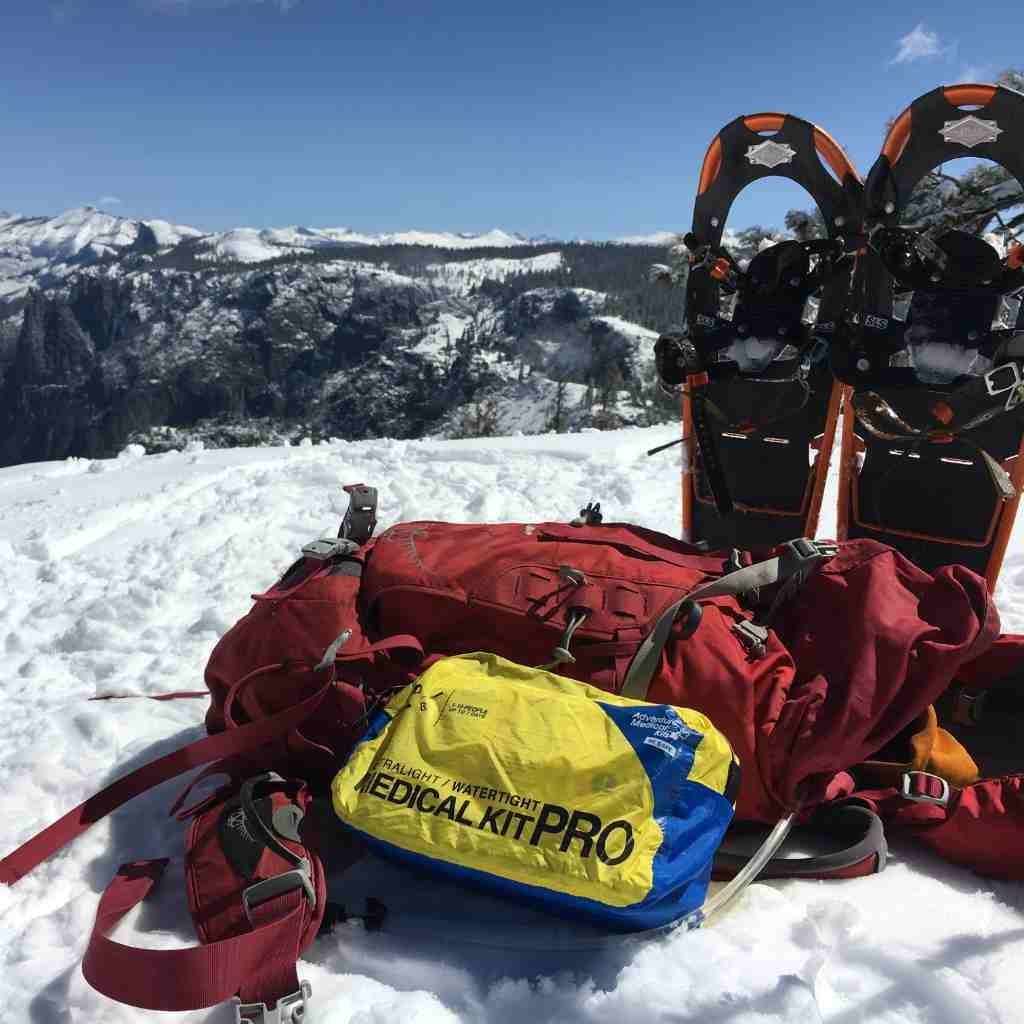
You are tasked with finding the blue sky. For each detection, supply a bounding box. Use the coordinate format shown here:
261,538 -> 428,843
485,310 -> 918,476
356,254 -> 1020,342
5,0 -> 1023,239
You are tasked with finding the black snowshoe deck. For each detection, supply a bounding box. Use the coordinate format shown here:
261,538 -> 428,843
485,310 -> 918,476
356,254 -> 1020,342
839,388 -> 1024,580
689,367 -> 841,549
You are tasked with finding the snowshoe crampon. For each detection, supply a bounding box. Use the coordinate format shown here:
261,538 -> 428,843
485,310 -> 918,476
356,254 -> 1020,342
834,83 -> 1024,586
657,112 -> 862,548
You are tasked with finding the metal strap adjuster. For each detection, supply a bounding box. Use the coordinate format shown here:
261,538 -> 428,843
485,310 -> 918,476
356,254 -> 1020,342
901,771 -> 950,808
984,363 -> 1024,410
234,981 -> 312,1024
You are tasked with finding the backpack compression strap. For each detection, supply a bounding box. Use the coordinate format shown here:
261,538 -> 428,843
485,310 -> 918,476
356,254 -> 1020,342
620,537 -> 836,699
852,770 -> 1024,881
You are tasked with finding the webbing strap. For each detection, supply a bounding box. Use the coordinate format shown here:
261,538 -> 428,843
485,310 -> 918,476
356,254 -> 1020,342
620,539 -> 835,699
712,805 -> 887,881
688,375 -> 734,518
0,675 -> 332,885
82,858 -> 306,1012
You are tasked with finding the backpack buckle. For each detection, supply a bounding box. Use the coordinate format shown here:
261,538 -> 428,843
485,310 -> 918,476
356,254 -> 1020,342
302,537 -> 359,561
242,861 -> 316,922
779,538 -> 838,584
901,771 -> 950,808
234,981 -> 311,1024
784,538 -> 838,562
732,619 -> 768,659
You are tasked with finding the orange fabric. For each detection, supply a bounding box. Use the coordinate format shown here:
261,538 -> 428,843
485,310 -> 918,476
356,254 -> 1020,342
859,705 -> 979,788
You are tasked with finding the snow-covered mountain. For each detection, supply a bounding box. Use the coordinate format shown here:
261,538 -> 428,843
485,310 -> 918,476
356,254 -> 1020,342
0,207 -> 202,300
0,208 -> 678,303
0,212 -> 682,467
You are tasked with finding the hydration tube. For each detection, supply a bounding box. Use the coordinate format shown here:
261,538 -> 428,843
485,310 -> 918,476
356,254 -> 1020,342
336,812 -> 797,953
682,811 -> 796,930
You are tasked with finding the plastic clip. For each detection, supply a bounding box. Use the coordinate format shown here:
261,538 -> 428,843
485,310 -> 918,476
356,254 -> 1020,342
302,537 -> 359,561
732,620 -> 768,659
242,862 -> 316,923
234,981 -> 311,1024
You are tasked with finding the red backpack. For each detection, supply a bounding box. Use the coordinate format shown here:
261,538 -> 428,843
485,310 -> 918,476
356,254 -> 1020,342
4,487 -> 1023,1020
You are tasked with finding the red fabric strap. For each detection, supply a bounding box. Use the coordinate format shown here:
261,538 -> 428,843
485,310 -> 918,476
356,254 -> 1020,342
855,773 -> 1024,881
82,859 -> 306,1012
89,691 -> 209,702
335,635 -> 424,664
0,672 -> 331,885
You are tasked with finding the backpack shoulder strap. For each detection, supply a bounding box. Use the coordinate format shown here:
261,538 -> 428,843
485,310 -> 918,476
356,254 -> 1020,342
621,539 -> 836,699
82,858 -> 311,1017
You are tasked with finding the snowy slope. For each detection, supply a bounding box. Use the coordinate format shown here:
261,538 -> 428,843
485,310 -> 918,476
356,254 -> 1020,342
425,250 -> 564,293
3,428 -> 1021,1023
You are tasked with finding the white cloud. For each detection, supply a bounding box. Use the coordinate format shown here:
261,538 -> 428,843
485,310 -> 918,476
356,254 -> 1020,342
953,64 -> 994,84
95,195 -> 124,208
148,0 -> 301,11
889,24 -> 951,65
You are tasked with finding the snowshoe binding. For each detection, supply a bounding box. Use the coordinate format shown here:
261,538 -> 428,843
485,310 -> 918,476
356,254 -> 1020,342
656,112 -> 862,549
834,84 -> 1024,587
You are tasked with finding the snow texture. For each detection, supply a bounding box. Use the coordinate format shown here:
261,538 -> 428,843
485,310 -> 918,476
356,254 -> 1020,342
1,427 -> 1023,1022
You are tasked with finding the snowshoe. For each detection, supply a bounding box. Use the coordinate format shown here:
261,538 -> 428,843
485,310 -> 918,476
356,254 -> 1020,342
833,84 -> 1024,587
656,113 -> 862,549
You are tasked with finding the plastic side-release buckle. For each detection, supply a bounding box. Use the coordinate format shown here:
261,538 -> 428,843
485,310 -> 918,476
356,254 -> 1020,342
242,861 -> 316,922
732,619 -> 768,659
780,537 -> 838,583
901,771 -> 950,808
234,981 -> 311,1024
301,537 -> 359,561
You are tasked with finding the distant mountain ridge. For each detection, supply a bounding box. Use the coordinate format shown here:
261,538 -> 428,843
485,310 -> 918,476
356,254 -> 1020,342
0,207 -> 679,302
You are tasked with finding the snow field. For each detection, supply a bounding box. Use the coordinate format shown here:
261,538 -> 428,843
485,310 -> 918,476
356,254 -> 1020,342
0,425 -> 1022,1022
